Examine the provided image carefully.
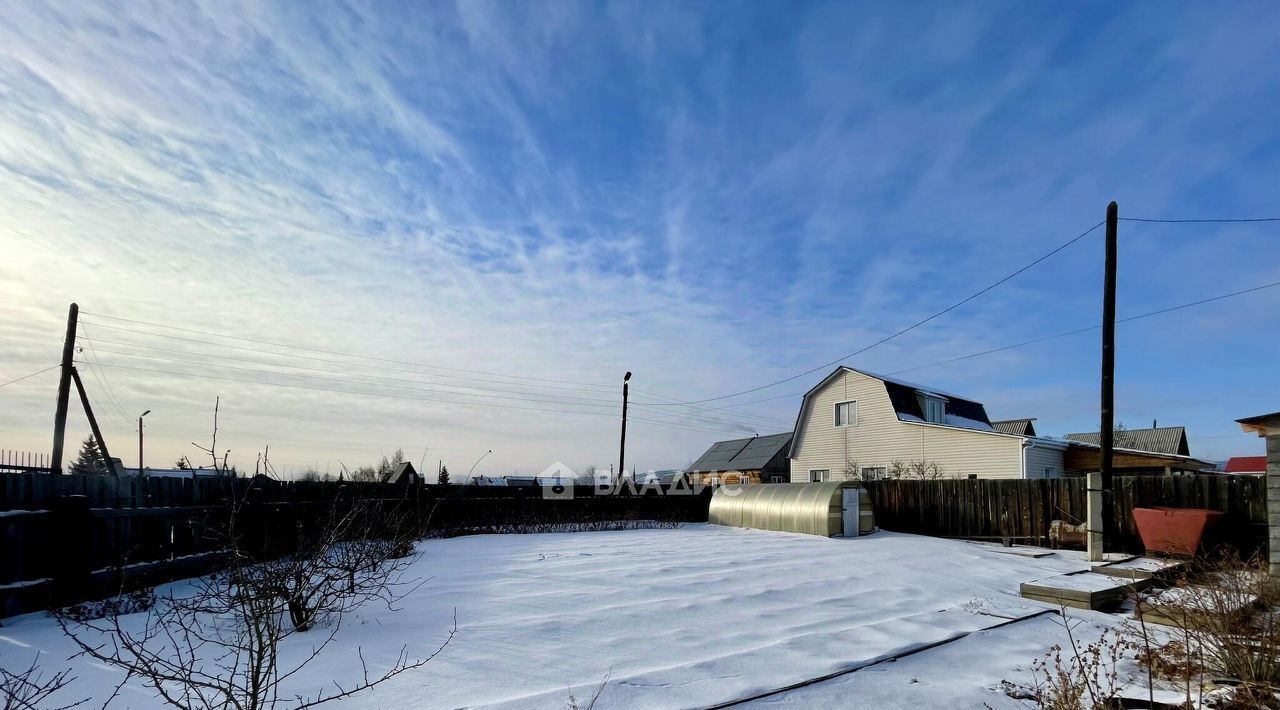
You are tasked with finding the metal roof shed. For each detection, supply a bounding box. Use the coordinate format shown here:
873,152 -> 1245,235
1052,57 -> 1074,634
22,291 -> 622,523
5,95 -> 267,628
708,482 -> 873,538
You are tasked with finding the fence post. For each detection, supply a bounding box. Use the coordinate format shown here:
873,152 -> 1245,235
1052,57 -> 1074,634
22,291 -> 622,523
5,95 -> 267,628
1087,472 -> 1104,562
51,495 -> 93,606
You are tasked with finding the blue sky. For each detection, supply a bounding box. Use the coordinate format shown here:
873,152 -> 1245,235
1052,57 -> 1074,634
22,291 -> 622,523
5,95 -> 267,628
0,1 -> 1277,475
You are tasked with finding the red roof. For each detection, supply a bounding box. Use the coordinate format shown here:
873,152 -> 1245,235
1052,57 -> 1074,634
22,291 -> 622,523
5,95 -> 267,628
1224,456 -> 1267,474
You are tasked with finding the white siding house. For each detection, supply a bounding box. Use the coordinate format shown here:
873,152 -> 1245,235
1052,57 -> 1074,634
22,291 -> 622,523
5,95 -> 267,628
788,367 -> 1065,481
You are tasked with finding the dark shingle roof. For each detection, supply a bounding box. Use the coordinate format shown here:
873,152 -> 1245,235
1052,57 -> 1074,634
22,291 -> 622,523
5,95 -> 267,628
991,418 -> 1037,436
1065,426 -> 1189,456
687,432 -> 793,473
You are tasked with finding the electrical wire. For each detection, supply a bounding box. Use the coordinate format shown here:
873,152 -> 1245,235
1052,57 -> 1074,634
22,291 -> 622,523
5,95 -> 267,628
76,321 -> 137,426
80,339 -> 770,432
0,364 -> 59,389
889,279 -> 1280,375
79,311 -> 619,391
85,360 -> 746,437
1119,217 -> 1280,224
649,219 -> 1107,405
75,334 -> 791,428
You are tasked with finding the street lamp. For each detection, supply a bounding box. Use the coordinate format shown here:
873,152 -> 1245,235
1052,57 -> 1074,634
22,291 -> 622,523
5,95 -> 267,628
138,410 -> 151,474
468,449 -> 493,482
619,372 -> 631,485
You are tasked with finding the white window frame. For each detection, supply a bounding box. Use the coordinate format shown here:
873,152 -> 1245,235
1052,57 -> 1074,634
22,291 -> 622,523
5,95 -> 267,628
861,466 -> 887,481
833,400 -> 857,428
809,469 -> 829,482
921,395 -> 945,424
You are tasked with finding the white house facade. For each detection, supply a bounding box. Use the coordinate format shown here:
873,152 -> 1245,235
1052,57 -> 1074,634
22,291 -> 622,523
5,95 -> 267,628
788,367 -> 1067,481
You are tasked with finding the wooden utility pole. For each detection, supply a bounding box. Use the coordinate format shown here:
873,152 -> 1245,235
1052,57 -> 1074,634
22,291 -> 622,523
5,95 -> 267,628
70,366 -> 117,477
1099,201 -> 1119,550
618,371 -> 632,485
49,303 -> 79,474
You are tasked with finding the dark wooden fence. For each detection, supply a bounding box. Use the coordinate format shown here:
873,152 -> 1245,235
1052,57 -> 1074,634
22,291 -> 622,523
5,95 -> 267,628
0,474 -> 710,618
862,475 -> 1266,554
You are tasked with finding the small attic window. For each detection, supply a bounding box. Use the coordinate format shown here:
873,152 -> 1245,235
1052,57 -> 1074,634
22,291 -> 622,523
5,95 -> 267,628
920,395 -> 945,424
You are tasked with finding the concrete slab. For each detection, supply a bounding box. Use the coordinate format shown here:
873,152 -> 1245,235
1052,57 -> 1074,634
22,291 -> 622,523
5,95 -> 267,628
1020,571 -> 1148,611
1092,556 -> 1187,582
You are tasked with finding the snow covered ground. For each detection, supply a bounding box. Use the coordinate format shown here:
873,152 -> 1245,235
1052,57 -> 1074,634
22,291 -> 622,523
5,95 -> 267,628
0,525 -> 1145,709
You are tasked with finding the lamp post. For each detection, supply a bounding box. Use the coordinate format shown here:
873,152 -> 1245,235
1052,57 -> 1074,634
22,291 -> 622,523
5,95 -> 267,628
468,449 -> 493,482
619,372 -> 631,486
138,409 -> 151,474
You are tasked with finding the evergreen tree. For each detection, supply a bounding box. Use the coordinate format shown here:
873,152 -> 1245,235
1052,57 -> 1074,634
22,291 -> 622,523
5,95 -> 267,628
437,465 -> 450,485
69,436 -> 105,475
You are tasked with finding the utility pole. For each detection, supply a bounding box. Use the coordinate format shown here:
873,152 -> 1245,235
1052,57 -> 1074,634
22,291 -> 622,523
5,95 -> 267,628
618,371 -> 632,486
70,367 -> 116,477
1098,201 -> 1119,555
50,303 -> 79,474
138,410 -> 151,473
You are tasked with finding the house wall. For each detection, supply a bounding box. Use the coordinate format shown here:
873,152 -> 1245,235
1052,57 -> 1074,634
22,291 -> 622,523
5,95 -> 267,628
788,369 -> 1025,481
1024,443 -> 1066,479
686,470 -> 766,486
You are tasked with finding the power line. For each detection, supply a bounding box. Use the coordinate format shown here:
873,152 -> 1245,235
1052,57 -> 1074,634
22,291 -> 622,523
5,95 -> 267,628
77,319 -> 633,397
79,312 -> 619,391
889,279 -> 1280,375
76,334 -> 792,428
1119,216 -> 1280,224
81,340 -> 770,432
0,364 -> 59,389
85,360 -> 745,437
76,321 -> 137,426
653,219 -> 1107,405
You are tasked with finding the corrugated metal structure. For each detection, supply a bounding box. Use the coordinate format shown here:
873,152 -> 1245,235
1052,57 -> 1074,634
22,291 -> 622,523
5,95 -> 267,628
708,482 -> 874,537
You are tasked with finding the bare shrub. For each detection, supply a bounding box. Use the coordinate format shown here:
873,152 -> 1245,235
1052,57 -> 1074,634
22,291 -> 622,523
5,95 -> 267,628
0,655 -> 87,710
566,670 -> 611,710
1003,610 -> 1134,710
58,494 -> 451,709
59,588 -> 156,623
1129,553 -> 1280,708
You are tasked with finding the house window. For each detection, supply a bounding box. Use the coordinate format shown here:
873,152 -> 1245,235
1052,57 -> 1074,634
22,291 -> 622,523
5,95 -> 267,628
861,466 -> 887,481
921,395 -> 945,424
834,400 -> 857,427
809,469 -> 829,482
768,474 -> 786,483
1044,467 -> 1054,479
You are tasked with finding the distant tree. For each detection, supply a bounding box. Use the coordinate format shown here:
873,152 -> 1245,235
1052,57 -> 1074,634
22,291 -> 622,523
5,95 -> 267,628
298,469 -> 324,482
174,457 -> 192,470
69,436 -> 105,475
375,449 -> 405,483
437,465 -> 450,485
1114,421 -> 1133,449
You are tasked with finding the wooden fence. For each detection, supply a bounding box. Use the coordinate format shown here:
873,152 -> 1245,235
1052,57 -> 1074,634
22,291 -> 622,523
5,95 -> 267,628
862,475 -> 1267,554
0,474 -> 710,617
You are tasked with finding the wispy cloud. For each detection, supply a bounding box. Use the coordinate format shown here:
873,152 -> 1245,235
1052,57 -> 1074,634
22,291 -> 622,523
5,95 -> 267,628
0,1 -> 1277,472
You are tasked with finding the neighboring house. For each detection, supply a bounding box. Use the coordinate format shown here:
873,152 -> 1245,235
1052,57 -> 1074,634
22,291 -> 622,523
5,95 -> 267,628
991,418 -> 1038,436
1063,426 -> 1213,475
788,367 -> 1067,481
1065,426 -> 1190,456
636,469 -> 685,485
686,433 -> 794,485
1223,456 -> 1267,475
127,467 -> 219,479
392,461 -> 420,485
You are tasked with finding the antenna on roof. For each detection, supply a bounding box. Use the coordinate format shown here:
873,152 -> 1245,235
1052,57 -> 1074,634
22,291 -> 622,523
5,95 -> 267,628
1152,419 -> 1157,429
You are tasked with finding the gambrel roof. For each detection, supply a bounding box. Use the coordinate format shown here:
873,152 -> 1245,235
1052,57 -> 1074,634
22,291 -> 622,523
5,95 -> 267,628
788,367 -> 1010,459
